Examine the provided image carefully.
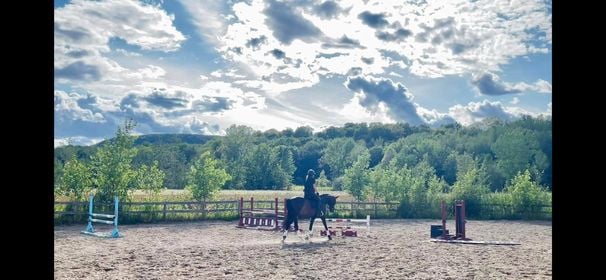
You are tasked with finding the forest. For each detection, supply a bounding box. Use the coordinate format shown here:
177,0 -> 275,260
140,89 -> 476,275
55,116 -> 551,217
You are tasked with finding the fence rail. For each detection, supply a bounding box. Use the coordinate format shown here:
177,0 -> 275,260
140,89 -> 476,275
54,199 -> 551,224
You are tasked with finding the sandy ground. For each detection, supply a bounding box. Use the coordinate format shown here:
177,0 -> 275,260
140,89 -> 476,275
55,219 -> 551,279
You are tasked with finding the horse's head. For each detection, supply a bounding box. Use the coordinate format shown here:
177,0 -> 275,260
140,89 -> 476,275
320,194 -> 339,212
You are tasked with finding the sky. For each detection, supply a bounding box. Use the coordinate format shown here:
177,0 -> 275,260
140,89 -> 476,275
54,0 -> 552,147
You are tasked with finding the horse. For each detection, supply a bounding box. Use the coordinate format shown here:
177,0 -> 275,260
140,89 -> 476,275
281,194 -> 338,242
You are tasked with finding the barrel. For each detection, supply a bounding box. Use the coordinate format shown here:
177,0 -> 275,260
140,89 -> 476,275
430,225 -> 443,238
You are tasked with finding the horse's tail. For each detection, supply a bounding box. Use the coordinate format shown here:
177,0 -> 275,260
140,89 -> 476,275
282,199 -> 292,229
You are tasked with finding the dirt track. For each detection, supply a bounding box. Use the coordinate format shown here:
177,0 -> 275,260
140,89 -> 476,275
55,219 -> 551,279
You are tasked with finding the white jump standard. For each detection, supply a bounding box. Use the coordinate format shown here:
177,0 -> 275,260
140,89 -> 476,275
81,195 -> 121,238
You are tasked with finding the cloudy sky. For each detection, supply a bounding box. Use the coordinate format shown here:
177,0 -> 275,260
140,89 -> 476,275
54,0 -> 552,147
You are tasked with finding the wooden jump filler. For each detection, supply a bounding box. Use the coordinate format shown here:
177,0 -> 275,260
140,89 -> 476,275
236,197 -> 284,231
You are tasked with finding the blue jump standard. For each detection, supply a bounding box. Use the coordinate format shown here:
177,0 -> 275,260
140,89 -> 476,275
81,195 -> 121,238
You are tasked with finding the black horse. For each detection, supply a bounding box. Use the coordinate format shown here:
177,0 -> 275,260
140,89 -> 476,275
282,194 -> 338,242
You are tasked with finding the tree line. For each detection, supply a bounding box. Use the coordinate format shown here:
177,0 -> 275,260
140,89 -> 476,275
55,116 -> 552,214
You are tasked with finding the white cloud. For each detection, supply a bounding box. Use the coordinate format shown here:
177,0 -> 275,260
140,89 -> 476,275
55,0 -> 551,141
338,92 -> 395,124
447,99 -> 537,126
415,106 -> 456,127
192,0 -> 553,95
115,48 -> 142,57
510,97 -> 520,105
388,71 -> 403,78
55,0 -> 185,88
55,0 -> 185,55
54,90 -> 106,123
512,79 -> 552,93
344,75 -> 425,125
54,136 -> 104,147
178,0 -> 230,45
472,72 -> 552,95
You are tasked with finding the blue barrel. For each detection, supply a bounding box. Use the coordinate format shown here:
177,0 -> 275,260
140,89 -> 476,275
430,225 -> 443,238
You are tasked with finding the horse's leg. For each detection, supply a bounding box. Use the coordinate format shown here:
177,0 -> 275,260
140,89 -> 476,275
294,217 -> 299,232
307,214 -> 316,240
321,216 -> 332,240
282,214 -> 292,242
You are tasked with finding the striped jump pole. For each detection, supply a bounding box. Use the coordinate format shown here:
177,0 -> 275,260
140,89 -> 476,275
318,215 -> 371,237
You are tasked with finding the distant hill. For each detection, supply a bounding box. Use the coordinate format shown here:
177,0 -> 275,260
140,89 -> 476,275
132,134 -> 218,146
88,133 -> 217,147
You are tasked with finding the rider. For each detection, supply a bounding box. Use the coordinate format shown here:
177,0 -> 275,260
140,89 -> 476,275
303,169 -> 323,216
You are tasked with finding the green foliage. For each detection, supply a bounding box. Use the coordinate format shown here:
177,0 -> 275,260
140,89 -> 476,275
186,151 -> 231,201
56,156 -> 92,201
293,139 -> 325,185
217,125 -> 254,188
294,126 -> 314,138
368,145 -> 384,168
269,145 -> 296,188
491,127 -> 548,186
89,120 -> 140,203
452,167 -> 490,199
316,170 -> 330,189
133,161 -> 166,195
242,144 -> 295,189
322,138 -> 367,179
451,166 -> 490,216
505,169 -> 551,216
343,152 -> 370,201
244,143 -> 273,188
133,143 -> 198,188
54,117 -> 552,212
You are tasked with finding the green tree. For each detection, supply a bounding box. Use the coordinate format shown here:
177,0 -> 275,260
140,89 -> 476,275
56,156 -> 92,201
294,126 -> 314,138
186,151 -> 231,201
89,120 -> 139,203
377,163 -> 408,203
133,161 -> 166,196
244,144 -> 273,189
343,152 -> 370,201
451,166 -> 490,216
217,125 -> 254,188
491,127 -> 542,184
322,138 -> 367,179
269,145 -> 296,189
505,169 -> 550,216
316,170 -> 330,189
368,145 -> 384,168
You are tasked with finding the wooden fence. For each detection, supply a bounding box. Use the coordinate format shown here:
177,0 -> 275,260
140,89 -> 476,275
54,199 -> 551,224
54,199 -> 400,224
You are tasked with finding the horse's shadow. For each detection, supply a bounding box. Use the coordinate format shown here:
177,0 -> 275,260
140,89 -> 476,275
280,238 -> 345,251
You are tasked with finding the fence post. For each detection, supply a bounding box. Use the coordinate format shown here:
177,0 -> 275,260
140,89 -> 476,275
351,201 -> 355,218
201,201 -> 207,219
374,202 -> 378,218
163,202 -> 167,221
